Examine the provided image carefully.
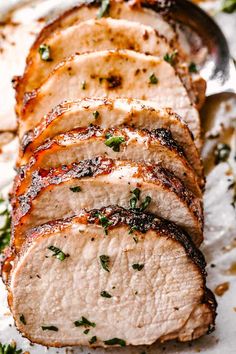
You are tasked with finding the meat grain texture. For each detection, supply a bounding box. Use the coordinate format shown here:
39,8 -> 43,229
4,0 -> 216,349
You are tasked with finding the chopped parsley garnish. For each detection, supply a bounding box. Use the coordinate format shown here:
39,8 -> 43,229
129,189 -> 152,212
99,255 -> 110,272
70,186 -> 82,192
81,80 -> 86,90
132,263 -> 144,271
164,50 -> 178,65
129,188 -> 141,209
48,245 -> 69,261
128,225 -> 138,235
105,135 -> 125,152
0,342 -> 22,354
221,0 -> 236,13
104,338 -> 126,347
214,143 -> 231,165
97,0 -> 110,18
74,316 -> 96,328
89,336 -> 97,345
84,329 -> 90,335
93,111 -> 99,119
0,197 -> 11,253
149,73 -> 158,84
39,44 -> 51,61
96,212 -> 112,235
139,196 -> 152,211
19,314 -> 26,325
189,62 -> 198,73
41,325 -> 58,331
100,290 -> 112,298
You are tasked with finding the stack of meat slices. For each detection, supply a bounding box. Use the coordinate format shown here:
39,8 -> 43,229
3,0 -> 216,349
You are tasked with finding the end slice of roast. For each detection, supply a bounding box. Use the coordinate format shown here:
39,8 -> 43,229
20,98 -> 203,182
17,126 -> 201,197
15,18 -> 200,112
7,206 -> 216,347
20,50 -> 201,148
12,157 -> 203,251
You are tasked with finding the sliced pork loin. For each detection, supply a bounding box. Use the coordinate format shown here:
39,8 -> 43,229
20,50 -> 201,148
12,157 -> 203,251
15,18 -> 199,111
17,126 -> 201,198
6,206 -> 216,347
21,99 -> 203,182
16,0 -> 204,111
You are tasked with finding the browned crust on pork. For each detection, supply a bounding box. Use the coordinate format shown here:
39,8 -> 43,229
5,205 -> 216,346
12,157 -> 203,241
19,99 -> 204,184
15,0 -> 204,115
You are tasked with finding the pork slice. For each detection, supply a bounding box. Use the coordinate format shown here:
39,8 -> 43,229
12,157 -> 203,251
17,126 -> 201,197
15,18 -> 201,112
21,99 -> 203,182
19,50 -> 201,148
6,206 -> 216,347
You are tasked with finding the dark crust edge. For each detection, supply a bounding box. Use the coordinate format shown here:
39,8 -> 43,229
15,0 -> 177,106
5,205 -> 216,347
17,125 -> 188,183
13,157 -> 203,228
20,100 -> 203,183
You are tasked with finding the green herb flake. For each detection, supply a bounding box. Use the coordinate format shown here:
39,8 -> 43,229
99,255 -> 110,272
89,336 -> 97,345
100,290 -> 112,298
81,80 -> 86,90
0,342 -> 23,354
19,314 -> 26,325
221,0 -> 236,13
48,245 -> 69,261
84,329 -> 90,335
96,213 -> 112,235
70,186 -> 82,193
188,62 -> 198,73
163,50 -> 178,65
149,73 -> 158,84
140,196 -> 152,211
132,263 -> 144,271
105,135 -> 125,152
97,0 -> 110,18
74,316 -> 96,328
129,188 -> 141,209
128,225 -> 138,235
39,44 -> 51,61
214,143 -> 231,165
93,111 -> 99,119
104,338 -> 126,347
0,197 -> 11,253
41,325 -> 58,331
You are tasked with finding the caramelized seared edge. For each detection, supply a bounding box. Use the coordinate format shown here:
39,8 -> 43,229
13,126 -> 202,200
15,0 -> 186,110
13,156 -> 203,228
5,205 -> 216,330
19,99 -> 204,182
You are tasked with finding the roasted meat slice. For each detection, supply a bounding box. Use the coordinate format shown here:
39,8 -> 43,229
17,126 -> 201,197
15,18 -> 200,110
6,206 -> 216,347
16,0 -> 205,112
12,157 -> 203,251
21,99 -> 203,182
20,50 -> 201,148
